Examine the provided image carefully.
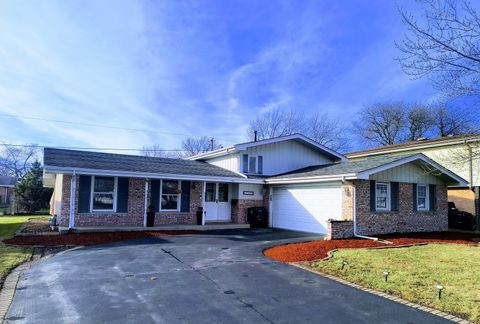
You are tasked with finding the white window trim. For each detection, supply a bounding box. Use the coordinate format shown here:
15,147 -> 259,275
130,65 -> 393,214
417,184 -> 429,211
243,154 -> 263,175
91,176 -> 117,213
375,182 -> 390,211
160,179 -> 181,212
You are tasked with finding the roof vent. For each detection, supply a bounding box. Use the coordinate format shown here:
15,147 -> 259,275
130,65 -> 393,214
416,137 -> 428,141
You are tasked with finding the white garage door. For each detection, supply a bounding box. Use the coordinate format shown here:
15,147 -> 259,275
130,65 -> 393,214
272,184 -> 342,234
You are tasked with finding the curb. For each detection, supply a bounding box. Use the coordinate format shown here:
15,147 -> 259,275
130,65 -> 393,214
290,263 -> 470,324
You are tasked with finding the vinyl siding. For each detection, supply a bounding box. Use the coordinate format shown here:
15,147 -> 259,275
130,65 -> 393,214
206,154 -> 240,173
370,163 -> 444,185
245,140 -> 334,175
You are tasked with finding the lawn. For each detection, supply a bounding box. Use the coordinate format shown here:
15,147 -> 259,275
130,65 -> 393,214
310,244 -> 480,323
0,215 -> 49,288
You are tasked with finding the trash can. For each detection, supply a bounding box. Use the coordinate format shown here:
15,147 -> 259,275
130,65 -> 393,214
196,207 -> 203,225
247,207 -> 268,228
146,205 -> 155,227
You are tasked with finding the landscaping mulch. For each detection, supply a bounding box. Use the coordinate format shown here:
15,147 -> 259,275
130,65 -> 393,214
3,231 -> 200,247
17,218 -> 52,235
264,232 -> 480,263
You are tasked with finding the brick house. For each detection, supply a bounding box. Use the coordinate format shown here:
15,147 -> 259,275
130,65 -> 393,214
44,134 -> 467,238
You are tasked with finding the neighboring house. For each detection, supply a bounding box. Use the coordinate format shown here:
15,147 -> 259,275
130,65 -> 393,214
0,176 -> 16,205
43,134 -> 467,238
347,135 -> 480,225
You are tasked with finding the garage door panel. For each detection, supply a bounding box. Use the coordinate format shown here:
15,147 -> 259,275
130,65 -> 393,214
272,185 -> 342,234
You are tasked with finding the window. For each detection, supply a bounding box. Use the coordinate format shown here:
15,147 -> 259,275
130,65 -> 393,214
92,176 -> 116,211
205,182 -> 215,202
243,154 -> 263,174
161,180 -> 181,211
375,182 -> 390,211
417,185 -> 429,211
218,183 -> 228,202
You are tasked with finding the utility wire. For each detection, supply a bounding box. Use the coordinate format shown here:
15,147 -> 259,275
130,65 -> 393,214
0,143 -> 187,152
0,113 -> 191,136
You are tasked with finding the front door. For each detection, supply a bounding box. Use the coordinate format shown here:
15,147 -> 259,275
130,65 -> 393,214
204,182 -> 231,222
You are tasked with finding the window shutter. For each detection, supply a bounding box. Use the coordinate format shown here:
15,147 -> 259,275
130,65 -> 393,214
429,184 -> 436,211
78,175 -> 92,213
258,156 -> 263,174
242,154 -> 249,173
370,180 -> 376,212
150,179 -> 160,212
391,182 -> 399,212
180,181 -> 191,212
116,177 -> 129,213
413,184 -> 417,211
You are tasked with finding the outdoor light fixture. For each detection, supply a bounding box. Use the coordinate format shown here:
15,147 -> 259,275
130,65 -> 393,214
383,271 -> 390,282
436,284 -> 444,300
341,259 -> 349,270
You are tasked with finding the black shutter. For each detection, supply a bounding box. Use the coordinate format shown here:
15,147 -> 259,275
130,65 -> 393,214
429,184 -> 436,211
150,179 -> 160,212
180,181 -> 191,212
78,175 -> 92,213
258,156 -> 263,174
370,180 -> 376,212
413,184 -> 418,211
242,154 -> 249,173
116,178 -> 129,213
391,182 -> 399,212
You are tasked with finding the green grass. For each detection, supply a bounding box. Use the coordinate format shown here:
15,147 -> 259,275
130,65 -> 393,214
0,215 -> 48,288
310,244 -> 480,323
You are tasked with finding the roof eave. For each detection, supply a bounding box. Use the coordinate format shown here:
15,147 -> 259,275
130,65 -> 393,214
43,165 -> 264,184
187,146 -> 237,160
265,173 -> 357,184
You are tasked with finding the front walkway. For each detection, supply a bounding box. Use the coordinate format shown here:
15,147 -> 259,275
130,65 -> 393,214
5,229 -> 451,323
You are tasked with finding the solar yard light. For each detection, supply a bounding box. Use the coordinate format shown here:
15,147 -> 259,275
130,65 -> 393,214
436,284 -> 444,300
341,259 -> 349,270
383,271 -> 390,282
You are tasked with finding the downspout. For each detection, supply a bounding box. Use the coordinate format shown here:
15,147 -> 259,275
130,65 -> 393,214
69,170 -> 76,230
201,181 -> 206,225
144,179 -> 149,227
352,183 -> 392,244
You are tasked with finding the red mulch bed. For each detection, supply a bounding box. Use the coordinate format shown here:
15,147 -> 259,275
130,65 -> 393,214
3,231 -> 200,247
264,232 -> 480,263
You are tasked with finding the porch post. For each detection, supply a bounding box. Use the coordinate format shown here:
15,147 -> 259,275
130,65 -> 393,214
69,171 -> 76,229
144,179 -> 149,227
202,181 -> 206,225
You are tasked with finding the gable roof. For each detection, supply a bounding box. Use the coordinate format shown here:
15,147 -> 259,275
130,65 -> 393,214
188,133 -> 347,162
347,134 -> 480,158
43,148 -> 253,182
266,153 -> 468,186
0,176 -> 16,187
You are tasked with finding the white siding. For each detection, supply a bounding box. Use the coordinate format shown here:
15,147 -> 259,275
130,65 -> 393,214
52,174 -> 63,216
245,140 -> 334,175
237,183 -> 263,200
370,163 -> 444,185
206,154 -> 240,173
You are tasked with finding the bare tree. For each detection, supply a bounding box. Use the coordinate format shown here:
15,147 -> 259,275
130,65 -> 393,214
396,0 -> 480,98
355,102 -> 407,146
141,144 -> 183,158
248,108 -> 349,151
405,104 -> 433,141
0,144 -> 39,178
247,109 -> 305,140
430,104 -> 478,136
182,136 -> 222,157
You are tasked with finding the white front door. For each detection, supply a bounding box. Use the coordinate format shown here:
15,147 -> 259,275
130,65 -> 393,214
204,182 -> 231,222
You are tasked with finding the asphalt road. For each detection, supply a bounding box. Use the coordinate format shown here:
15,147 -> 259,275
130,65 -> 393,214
5,229 -> 452,323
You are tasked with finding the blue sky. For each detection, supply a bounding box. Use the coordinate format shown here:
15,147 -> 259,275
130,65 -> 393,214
0,0 -> 438,152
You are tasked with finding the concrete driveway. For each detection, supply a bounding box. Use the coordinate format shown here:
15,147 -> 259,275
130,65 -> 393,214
5,229 -> 451,324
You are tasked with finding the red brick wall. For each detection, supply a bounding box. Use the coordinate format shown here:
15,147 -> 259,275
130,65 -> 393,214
354,180 -> 448,235
327,220 -> 354,239
60,176 -> 202,227
231,186 -> 269,224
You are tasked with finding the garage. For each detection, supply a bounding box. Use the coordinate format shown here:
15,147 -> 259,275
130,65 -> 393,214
271,183 -> 342,234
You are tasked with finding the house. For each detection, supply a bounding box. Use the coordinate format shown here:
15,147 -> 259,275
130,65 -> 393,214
43,134 -> 467,238
347,135 -> 480,227
0,176 -> 16,205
